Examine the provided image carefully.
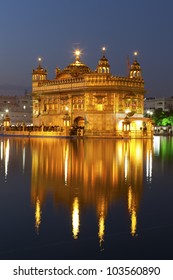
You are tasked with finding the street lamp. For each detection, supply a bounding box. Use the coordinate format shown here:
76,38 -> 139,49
147,110 -> 153,117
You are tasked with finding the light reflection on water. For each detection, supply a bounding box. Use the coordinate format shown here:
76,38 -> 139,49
72,197 -> 80,240
30,138 -> 145,241
0,136 -> 173,259
4,139 -> 10,180
35,197 -> 41,235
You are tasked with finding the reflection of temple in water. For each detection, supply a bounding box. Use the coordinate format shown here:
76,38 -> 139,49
0,137 -> 153,244
30,138 -> 153,244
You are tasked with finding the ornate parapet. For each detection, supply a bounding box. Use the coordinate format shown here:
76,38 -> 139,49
32,74 -> 144,94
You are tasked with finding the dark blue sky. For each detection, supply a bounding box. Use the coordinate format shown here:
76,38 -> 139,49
0,0 -> 173,97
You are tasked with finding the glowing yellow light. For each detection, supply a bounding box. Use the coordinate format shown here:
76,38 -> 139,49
98,200 -> 105,247
38,57 -> 42,63
131,209 -> 137,236
98,214 -> 105,246
74,49 -> 82,63
64,145 -> 69,186
72,197 -> 80,239
35,197 -> 41,235
124,151 -> 128,180
135,120 -> 143,126
97,104 -> 103,111
135,143 -> 142,162
75,49 -> 81,57
102,46 -> 106,56
118,120 -> 123,131
134,51 -> 138,56
128,186 -> 137,236
128,186 -> 132,212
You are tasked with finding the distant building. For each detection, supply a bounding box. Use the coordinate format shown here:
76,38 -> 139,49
32,49 -> 153,137
144,97 -> 173,114
0,92 -> 32,125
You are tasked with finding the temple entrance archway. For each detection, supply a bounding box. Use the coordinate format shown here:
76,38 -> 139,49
74,116 -> 85,128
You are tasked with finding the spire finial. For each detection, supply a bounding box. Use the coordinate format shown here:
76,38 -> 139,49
133,51 -> 138,59
38,57 -> 42,66
74,49 -> 81,62
102,46 -> 106,56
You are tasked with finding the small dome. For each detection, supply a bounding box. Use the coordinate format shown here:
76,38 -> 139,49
129,59 -> 142,79
98,55 -> 110,68
32,64 -> 47,75
32,60 -> 47,81
130,59 -> 141,70
4,114 -> 10,121
96,47 -> 110,74
96,48 -> 111,74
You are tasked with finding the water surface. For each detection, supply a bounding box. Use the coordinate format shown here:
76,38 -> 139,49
0,136 -> 173,259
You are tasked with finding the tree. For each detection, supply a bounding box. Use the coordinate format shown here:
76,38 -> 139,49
152,109 -> 173,126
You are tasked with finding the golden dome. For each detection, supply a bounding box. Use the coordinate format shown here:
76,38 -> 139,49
96,48 -> 110,74
64,60 -> 91,76
130,59 -> 141,70
56,53 -> 91,79
98,55 -> 110,67
130,59 -> 142,79
32,64 -> 47,75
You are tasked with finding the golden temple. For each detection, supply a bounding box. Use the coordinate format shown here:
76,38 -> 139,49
32,48 -> 153,138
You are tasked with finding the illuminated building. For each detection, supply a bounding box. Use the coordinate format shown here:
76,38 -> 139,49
144,96 -> 173,113
32,49 -> 153,138
0,92 -> 32,126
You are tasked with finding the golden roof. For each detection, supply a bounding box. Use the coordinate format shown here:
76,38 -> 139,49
56,49 -> 91,79
62,59 -> 91,77
32,64 -> 47,74
98,55 -> 110,68
131,59 -> 141,70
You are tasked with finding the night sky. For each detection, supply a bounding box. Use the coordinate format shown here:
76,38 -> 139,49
0,0 -> 173,97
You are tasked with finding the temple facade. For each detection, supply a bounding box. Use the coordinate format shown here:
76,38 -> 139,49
32,49 -> 153,138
